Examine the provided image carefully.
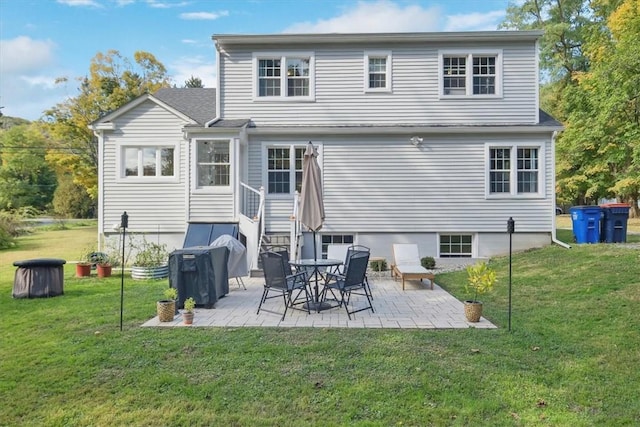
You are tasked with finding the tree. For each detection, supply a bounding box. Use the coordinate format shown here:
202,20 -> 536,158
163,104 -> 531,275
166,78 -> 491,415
184,75 -> 204,88
558,0 -> 640,216
43,50 -> 171,199
52,174 -> 94,218
0,124 -> 57,211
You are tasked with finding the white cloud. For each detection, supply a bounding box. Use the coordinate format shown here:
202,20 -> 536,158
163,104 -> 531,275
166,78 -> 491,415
181,39 -> 199,44
56,0 -> 102,8
180,11 -> 229,20
444,10 -> 506,31
284,0 -> 442,33
169,56 -> 216,88
146,0 -> 190,9
0,36 -> 57,74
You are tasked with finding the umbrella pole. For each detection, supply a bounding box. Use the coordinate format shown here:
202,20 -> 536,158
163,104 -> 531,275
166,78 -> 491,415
313,230 -> 320,305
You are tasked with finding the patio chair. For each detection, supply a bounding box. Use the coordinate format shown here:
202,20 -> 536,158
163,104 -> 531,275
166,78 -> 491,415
391,244 -> 435,290
321,251 -> 373,319
257,251 -> 311,321
326,244 -> 351,273
345,245 -> 373,300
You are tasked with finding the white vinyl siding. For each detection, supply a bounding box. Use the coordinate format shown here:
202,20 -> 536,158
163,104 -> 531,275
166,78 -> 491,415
102,102 -> 187,233
220,42 -> 536,126
250,133 -> 554,234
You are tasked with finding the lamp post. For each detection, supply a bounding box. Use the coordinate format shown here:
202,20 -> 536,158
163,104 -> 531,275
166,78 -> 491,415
120,211 -> 128,331
507,217 -> 515,332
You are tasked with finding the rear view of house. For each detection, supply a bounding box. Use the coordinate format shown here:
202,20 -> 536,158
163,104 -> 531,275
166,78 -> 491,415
91,30 -> 562,270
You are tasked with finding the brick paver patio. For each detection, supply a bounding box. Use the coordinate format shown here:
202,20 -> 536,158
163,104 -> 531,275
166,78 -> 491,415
142,274 -> 497,329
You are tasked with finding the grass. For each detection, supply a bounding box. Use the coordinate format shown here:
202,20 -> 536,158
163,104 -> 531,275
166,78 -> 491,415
1,225 -> 639,426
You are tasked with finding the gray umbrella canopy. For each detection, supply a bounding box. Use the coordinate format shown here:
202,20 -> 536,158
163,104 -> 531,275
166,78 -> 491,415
298,142 -> 325,232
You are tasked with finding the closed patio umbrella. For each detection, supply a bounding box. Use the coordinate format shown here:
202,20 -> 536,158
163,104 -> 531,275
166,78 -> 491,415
298,142 -> 326,309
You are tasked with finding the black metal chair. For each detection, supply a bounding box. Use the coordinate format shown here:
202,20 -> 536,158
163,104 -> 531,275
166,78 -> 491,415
257,251 -> 311,320
345,245 -> 373,300
321,251 -> 373,319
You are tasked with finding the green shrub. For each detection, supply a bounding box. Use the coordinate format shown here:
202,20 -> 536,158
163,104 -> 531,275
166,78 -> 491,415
421,256 -> 436,269
369,259 -> 387,272
52,176 -> 95,218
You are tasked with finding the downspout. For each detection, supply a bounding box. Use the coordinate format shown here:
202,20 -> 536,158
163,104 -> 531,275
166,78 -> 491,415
550,130 -> 571,249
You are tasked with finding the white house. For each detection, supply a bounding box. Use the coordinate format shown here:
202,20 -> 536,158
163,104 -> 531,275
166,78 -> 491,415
90,31 -> 563,270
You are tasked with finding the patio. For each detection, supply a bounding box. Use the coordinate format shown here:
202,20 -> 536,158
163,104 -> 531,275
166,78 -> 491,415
142,273 -> 497,329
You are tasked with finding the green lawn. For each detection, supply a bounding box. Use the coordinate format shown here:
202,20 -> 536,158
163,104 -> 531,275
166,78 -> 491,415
1,226 -> 639,426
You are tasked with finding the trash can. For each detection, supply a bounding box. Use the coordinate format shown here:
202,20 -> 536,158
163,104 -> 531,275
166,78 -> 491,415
600,203 -> 630,243
569,206 -> 602,243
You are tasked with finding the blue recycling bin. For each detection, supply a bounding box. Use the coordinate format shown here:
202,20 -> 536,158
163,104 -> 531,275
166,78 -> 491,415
569,206 -> 602,243
600,203 -> 630,243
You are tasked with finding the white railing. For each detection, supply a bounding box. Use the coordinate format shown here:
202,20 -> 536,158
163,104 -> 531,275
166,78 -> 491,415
238,183 -> 265,272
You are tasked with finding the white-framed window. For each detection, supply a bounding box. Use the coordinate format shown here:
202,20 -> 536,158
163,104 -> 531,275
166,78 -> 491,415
120,145 -> 176,180
253,52 -> 315,100
439,50 -> 502,97
196,139 -> 231,188
321,234 -> 354,259
485,143 -> 544,197
364,51 -> 392,92
264,144 -> 306,195
439,234 -> 473,258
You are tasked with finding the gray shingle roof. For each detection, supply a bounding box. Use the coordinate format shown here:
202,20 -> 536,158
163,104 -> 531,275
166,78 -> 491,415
153,88 -> 217,125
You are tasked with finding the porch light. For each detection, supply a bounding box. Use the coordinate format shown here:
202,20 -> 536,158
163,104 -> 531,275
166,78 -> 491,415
410,136 -> 423,147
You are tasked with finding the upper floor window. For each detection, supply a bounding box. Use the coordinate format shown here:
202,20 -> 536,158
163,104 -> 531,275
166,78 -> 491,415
364,51 -> 392,92
486,143 -> 543,197
122,146 -> 175,178
254,53 -> 315,100
196,140 -> 230,187
440,50 -> 502,97
266,145 -> 306,194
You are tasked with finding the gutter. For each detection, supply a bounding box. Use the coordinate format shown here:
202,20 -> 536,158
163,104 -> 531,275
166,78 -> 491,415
550,130 -> 571,249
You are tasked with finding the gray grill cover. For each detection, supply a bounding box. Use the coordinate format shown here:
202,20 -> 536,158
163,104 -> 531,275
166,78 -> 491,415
12,258 -> 66,298
169,246 -> 229,308
210,234 -> 248,279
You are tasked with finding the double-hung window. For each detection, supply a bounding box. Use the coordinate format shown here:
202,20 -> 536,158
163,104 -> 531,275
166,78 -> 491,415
255,53 -> 315,100
196,140 -> 230,188
440,50 -> 502,97
266,145 -> 306,195
364,51 -> 392,92
486,143 -> 543,197
122,146 -> 175,179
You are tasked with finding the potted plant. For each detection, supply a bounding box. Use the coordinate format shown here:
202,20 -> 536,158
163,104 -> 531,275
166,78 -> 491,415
463,261 -> 497,322
182,297 -> 196,325
93,252 -> 112,278
157,287 -> 177,322
131,236 -> 169,280
75,246 -> 93,277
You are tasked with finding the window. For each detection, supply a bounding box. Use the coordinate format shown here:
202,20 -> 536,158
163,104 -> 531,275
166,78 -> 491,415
439,234 -> 473,258
440,50 -> 501,97
122,146 -> 175,178
196,140 -> 230,187
487,144 -> 543,197
254,53 -> 314,100
321,234 -> 354,259
266,146 -> 305,194
364,51 -> 392,92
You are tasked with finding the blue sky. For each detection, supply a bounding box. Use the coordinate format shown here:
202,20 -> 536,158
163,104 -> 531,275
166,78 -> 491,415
0,0 -> 515,120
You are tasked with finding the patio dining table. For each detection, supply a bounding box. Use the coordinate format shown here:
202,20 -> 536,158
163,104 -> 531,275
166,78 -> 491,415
289,258 -> 343,312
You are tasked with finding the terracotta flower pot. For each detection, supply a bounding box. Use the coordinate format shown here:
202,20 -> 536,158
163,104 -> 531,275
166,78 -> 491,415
97,264 -> 112,278
183,312 -> 194,325
76,263 -> 91,277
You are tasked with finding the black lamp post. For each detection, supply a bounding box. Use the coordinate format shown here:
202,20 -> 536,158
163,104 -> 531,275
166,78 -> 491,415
507,217 -> 515,332
120,211 -> 128,331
